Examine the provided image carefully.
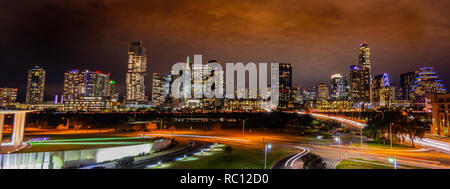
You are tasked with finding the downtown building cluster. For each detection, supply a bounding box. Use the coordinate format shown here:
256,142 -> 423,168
0,41 -> 447,117
291,42 -> 448,113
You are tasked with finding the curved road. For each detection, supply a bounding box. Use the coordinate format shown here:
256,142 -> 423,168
272,146 -> 310,169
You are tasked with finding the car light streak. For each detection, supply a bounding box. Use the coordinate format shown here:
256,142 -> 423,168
284,146 -> 310,168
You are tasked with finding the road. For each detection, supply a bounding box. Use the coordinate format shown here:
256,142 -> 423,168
126,141 -> 209,169
272,146 -> 310,169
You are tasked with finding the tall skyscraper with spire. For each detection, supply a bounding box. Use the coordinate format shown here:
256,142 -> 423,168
349,42 -> 372,107
358,42 -> 371,103
184,56 -> 191,101
126,41 -> 148,104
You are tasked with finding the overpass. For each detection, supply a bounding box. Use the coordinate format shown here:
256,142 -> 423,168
0,110 -> 35,153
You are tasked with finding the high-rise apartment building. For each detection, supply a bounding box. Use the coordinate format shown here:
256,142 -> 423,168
84,71 -> 110,98
109,80 -> 119,102
126,41 -> 148,103
64,69 -> 111,100
349,65 -> 362,102
151,73 -> 167,107
0,88 -> 18,107
318,83 -> 330,100
26,66 -> 46,104
278,63 -> 292,109
63,69 -> 85,100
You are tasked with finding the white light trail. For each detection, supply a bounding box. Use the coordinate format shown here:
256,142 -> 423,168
284,146 -> 310,168
412,138 -> 449,153
298,112 -> 367,128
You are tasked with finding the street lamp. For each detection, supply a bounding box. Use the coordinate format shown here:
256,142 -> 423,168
335,137 -> 341,160
389,157 -> 397,169
264,143 -> 272,169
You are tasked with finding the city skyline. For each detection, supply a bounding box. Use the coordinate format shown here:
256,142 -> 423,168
3,44 -> 448,104
0,0 -> 449,101
1,0 -> 450,176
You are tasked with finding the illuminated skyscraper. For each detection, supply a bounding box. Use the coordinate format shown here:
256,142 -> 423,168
358,42 -> 372,103
278,63 -> 292,109
109,80 -> 119,102
164,74 -> 173,102
400,71 -> 417,101
292,86 -> 304,104
152,73 -> 167,107
126,41 -> 148,103
411,67 -> 447,108
63,69 -> 85,100
63,69 -> 113,112
371,73 -> 393,108
349,42 -> 372,107
25,66 -> 46,104
84,71 -> 110,98
349,65 -> 362,102
318,83 -> 330,100
330,74 -> 350,101
64,70 -> 111,100
303,86 -> 317,109
0,88 -> 18,107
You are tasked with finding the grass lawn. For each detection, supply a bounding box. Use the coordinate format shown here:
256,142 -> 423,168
337,158 -> 427,169
336,159 -> 393,169
348,158 -> 427,169
150,145 -> 297,169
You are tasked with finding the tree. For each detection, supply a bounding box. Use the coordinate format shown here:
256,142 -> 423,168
224,146 -> 233,161
301,153 -> 326,169
393,112 -> 428,147
364,110 -> 429,147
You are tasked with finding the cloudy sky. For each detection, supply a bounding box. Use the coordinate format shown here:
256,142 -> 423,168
0,0 -> 449,101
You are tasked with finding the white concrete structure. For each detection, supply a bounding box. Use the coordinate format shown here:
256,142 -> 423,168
0,110 -> 34,149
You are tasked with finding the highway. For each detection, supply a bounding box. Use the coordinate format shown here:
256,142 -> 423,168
300,112 -> 450,153
412,137 -> 450,153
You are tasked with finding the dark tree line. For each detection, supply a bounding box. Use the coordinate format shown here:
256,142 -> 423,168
363,110 -> 429,147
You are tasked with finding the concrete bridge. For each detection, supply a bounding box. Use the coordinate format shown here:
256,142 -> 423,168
0,110 -> 35,153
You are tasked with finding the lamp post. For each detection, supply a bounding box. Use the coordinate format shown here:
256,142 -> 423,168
389,156 -> 397,169
335,137 -> 341,160
264,143 -> 271,169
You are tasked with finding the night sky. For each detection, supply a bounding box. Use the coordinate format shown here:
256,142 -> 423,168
0,0 -> 449,101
